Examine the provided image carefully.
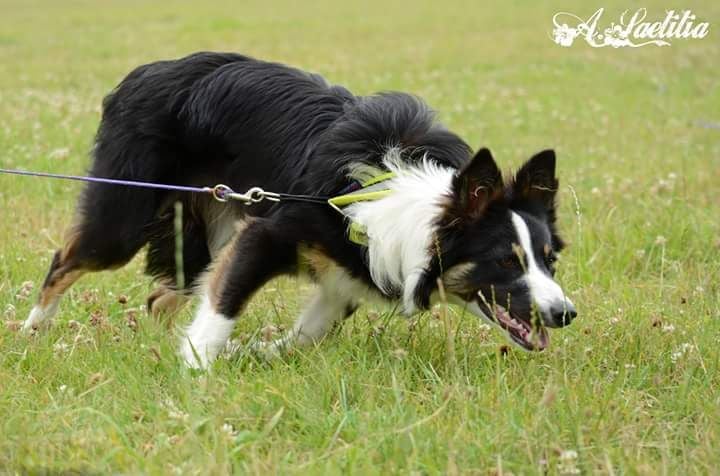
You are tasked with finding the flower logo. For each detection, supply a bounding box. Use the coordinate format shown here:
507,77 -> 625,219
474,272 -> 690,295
551,9 -> 707,48
553,23 -> 579,47
602,23 -> 630,48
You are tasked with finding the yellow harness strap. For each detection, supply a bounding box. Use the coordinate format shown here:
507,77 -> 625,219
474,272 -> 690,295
327,172 -> 396,246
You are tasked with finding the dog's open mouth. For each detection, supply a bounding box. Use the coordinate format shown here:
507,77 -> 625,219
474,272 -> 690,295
491,304 -> 548,351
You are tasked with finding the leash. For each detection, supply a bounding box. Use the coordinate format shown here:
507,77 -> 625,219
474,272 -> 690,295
0,167 -> 328,205
0,167 -> 396,245
0,168 -> 395,246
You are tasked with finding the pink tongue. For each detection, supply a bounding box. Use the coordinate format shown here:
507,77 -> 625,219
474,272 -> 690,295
533,327 -> 549,350
494,305 -> 548,350
494,305 -> 521,329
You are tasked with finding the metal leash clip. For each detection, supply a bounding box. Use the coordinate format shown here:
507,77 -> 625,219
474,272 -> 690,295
210,184 -> 281,204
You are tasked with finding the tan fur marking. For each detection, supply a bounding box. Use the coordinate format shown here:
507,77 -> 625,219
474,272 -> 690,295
200,197 -> 246,256
543,243 -> 551,256
59,226 -> 82,263
233,219 -> 251,235
442,262 -> 476,294
512,243 -> 525,259
298,245 -> 336,278
148,286 -> 190,319
199,218 -> 253,308
39,269 -> 85,307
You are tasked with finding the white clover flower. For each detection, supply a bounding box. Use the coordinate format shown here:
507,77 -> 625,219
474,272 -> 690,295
221,423 -> 238,438
48,147 -> 70,160
671,343 -> 696,363
161,399 -> 190,423
391,348 -> 408,360
53,340 -> 70,354
558,449 -> 580,474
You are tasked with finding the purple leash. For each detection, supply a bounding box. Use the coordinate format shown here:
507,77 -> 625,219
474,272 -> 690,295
0,167 -> 340,205
0,167 -> 302,204
0,168 -> 211,194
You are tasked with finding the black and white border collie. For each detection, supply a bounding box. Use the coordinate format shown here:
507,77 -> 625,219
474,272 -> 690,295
23,52 -> 577,368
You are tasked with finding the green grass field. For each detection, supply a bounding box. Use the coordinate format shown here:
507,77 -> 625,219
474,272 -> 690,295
1,0 -> 719,473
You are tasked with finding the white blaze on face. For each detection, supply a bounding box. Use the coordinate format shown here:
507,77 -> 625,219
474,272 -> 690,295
510,212 -> 572,316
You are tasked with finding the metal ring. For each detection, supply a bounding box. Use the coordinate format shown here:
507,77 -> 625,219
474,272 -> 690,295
212,184 -> 233,202
246,187 -> 265,203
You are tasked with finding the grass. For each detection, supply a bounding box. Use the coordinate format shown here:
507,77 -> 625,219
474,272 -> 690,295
1,0 -> 719,473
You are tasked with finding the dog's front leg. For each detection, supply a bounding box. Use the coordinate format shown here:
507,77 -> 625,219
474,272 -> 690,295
180,217 -> 296,369
254,274 -> 357,359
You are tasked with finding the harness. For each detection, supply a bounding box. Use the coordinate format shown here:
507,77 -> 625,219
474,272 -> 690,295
328,171 -> 396,246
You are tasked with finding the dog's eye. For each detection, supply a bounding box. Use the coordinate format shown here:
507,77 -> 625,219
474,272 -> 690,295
497,256 -> 519,269
545,254 -> 558,273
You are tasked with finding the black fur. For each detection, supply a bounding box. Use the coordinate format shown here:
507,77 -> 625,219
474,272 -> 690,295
36,52 -> 573,342
48,52 -> 469,306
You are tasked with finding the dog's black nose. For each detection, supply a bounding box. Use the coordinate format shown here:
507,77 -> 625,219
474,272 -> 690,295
549,301 -> 577,327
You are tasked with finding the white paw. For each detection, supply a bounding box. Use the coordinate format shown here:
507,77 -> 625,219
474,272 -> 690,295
22,302 -> 58,333
251,338 -> 289,361
219,338 -> 243,360
179,296 -> 237,370
179,336 -> 213,370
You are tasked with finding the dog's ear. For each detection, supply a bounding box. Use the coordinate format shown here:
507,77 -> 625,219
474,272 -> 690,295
512,149 -> 558,210
450,147 -> 503,220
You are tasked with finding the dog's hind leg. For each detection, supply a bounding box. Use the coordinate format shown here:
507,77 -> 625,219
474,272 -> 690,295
180,217 -> 297,368
24,175 -> 162,332
24,236 -> 87,332
23,216 -> 149,332
146,284 -> 191,320
145,200 -> 214,320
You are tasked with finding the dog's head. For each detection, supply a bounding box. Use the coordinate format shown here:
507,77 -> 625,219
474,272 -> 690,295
434,148 -> 576,350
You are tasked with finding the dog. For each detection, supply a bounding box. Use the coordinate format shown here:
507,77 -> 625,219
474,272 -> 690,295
22,52 -> 577,368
